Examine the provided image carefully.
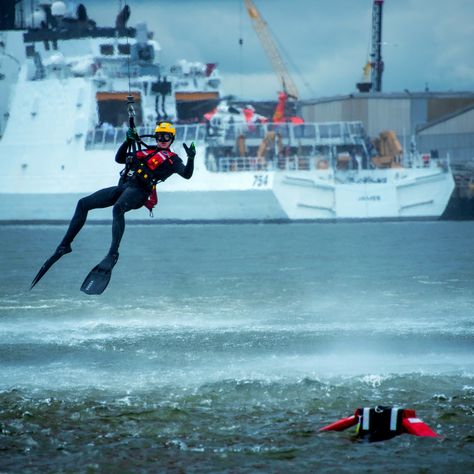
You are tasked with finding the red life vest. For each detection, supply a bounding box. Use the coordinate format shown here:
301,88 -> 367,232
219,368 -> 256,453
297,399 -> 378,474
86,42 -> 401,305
134,149 -> 176,187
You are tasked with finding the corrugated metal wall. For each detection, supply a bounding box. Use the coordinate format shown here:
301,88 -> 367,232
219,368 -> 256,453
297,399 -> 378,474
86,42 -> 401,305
301,95 -> 412,137
418,108 -> 474,135
300,94 -> 474,164
366,98 -> 411,137
417,134 -> 474,163
427,98 -> 474,122
417,108 -> 474,163
301,99 -> 344,123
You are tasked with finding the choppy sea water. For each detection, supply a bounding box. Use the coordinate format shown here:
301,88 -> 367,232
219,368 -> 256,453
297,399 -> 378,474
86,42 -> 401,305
0,222 -> 473,473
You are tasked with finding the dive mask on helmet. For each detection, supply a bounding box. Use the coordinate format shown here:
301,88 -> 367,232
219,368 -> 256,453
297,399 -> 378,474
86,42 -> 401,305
155,133 -> 173,142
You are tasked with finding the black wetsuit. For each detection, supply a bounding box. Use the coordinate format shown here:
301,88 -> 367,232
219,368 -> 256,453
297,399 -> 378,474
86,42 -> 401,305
58,140 -> 194,256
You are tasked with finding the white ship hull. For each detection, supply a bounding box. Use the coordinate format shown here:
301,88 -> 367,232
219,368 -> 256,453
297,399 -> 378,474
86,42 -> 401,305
273,168 -> 454,220
0,140 -> 455,221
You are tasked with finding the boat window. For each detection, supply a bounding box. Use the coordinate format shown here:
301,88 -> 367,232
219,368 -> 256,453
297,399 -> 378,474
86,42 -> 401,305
96,92 -> 142,126
100,44 -> 114,56
118,44 -> 131,55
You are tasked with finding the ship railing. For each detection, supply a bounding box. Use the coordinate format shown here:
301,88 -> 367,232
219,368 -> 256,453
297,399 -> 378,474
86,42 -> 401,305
85,124 -> 208,149
209,153 -> 451,174
210,155 -> 333,172
85,121 -> 366,150
84,123 -> 452,176
401,152 -> 451,171
98,62 -> 141,79
208,121 -> 366,147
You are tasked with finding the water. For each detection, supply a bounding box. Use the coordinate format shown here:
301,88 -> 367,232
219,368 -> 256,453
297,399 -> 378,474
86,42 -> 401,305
1,222 -> 473,473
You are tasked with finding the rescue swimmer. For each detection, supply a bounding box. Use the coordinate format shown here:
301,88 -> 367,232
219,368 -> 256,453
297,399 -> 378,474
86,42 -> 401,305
319,406 -> 440,442
31,122 -> 195,290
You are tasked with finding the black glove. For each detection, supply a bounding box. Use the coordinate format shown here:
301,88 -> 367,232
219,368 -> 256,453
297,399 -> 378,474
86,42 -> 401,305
183,142 -> 196,159
126,127 -> 139,143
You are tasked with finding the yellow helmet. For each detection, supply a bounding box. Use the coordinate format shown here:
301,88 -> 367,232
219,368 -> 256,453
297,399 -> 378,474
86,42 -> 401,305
154,122 -> 176,137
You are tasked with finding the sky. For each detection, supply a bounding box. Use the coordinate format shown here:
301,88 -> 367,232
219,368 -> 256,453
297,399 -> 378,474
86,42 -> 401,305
76,0 -> 474,100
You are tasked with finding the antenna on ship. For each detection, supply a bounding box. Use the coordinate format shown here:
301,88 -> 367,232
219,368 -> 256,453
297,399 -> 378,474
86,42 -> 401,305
119,0 -> 135,130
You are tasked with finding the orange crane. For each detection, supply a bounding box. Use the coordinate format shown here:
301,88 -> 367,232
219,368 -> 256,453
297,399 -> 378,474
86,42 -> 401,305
243,0 -> 299,101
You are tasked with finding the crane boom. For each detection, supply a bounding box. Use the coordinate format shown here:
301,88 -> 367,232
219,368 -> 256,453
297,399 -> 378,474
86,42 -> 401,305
244,0 -> 299,99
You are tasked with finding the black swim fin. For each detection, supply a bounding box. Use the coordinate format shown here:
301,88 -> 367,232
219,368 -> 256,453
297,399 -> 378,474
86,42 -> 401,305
80,253 -> 119,295
30,245 -> 72,290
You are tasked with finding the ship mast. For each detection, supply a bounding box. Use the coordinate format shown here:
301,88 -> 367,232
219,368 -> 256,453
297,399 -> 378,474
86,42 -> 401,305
370,0 -> 384,92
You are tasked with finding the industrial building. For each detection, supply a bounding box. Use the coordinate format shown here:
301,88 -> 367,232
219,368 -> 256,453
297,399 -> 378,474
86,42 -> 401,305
300,92 -> 474,165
